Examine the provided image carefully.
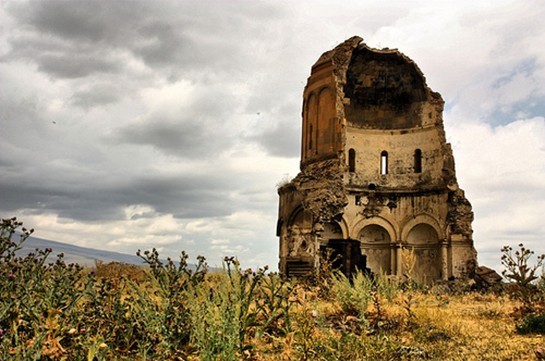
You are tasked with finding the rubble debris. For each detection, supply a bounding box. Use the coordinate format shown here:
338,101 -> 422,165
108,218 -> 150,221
474,265 -> 503,287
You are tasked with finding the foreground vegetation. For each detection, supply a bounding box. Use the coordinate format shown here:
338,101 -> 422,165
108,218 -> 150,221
2,217 -> 545,360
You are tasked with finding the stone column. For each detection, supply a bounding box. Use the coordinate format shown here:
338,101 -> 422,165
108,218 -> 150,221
390,242 -> 397,275
441,240 -> 449,280
396,241 -> 403,276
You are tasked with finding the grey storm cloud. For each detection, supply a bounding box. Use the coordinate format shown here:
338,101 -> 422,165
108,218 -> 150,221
116,119 -> 232,159
3,2 -> 180,77
250,121 -> 300,158
37,53 -> 120,79
127,176 -> 237,218
0,180 -> 123,222
3,0 -> 288,79
13,1 -> 142,43
134,22 -> 196,67
0,0 -> 294,233
0,169 -> 237,222
70,84 -> 122,108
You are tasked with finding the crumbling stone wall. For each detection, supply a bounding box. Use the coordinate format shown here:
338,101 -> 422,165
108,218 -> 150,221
278,37 -> 477,282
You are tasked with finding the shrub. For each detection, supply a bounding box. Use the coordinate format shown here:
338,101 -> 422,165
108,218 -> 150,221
0,217 -> 93,359
501,243 -> 545,312
135,247 -> 208,356
501,243 -> 544,288
329,270 -> 373,324
190,257 -> 293,359
516,313 -> 545,334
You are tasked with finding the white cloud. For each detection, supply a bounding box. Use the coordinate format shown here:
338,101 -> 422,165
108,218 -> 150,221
210,239 -> 229,245
448,116 -> 545,269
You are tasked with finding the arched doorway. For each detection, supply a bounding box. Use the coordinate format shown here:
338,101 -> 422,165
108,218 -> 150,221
282,208 -> 314,277
287,209 -> 313,256
360,224 -> 392,274
320,222 -> 364,276
406,224 -> 441,282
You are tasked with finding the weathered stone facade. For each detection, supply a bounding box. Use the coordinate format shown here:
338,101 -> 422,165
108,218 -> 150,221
277,37 -> 477,283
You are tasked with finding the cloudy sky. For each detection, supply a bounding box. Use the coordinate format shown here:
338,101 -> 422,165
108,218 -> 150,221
1,0 -> 544,271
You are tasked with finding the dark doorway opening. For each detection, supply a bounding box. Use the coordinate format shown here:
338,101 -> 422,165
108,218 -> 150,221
321,239 -> 368,277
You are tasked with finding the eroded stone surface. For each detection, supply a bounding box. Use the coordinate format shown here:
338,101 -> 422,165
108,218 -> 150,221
277,37 -> 477,282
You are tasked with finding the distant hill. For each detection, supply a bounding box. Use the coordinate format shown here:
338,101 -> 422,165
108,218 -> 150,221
16,235 -> 146,267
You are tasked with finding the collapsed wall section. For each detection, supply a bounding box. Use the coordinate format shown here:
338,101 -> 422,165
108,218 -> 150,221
344,46 -> 428,130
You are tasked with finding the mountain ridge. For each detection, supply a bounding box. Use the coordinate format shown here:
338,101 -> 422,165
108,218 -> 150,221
17,235 -> 146,267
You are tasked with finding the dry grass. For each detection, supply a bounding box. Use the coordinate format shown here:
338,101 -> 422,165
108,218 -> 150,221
249,287 -> 545,361
407,293 -> 544,361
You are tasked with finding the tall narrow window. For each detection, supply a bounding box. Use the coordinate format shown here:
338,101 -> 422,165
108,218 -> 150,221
308,125 -> 313,150
380,151 -> 388,175
414,149 -> 422,173
348,148 -> 356,172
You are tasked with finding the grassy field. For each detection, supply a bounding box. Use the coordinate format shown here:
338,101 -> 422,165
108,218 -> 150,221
2,217 -> 545,360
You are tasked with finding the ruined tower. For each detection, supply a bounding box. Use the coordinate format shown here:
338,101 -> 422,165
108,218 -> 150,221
277,37 -> 477,283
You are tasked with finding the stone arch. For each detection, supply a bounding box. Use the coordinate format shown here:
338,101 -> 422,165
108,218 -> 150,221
306,93 -> 318,157
285,207 -> 314,257
414,149 -> 422,173
380,150 -> 388,175
287,206 -> 310,225
406,223 -> 440,245
322,221 -> 343,240
360,224 -> 392,274
352,216 -> 397,275
348,148 -> 356,172
352,215 -> 398,242
404,222 -> 442,283
317,87 -> 336,154
337,215 -> 351,239
301,98 -> 307,158
276,218 -> 283,237
361,224 -> 392,243
401,213 -> 444,242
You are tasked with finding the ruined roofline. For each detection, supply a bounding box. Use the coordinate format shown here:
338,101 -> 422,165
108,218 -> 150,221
310,36 -> 443,104
277,181 -> 296,195
311,36 -> 363,71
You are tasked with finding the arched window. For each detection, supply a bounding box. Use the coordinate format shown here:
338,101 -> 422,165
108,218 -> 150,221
380,151 -> 388,175
348,148 -> 356,172
414,149 -> 422,173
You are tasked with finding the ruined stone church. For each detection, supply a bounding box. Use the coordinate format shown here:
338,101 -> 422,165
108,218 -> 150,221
277,37 -> 477,283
